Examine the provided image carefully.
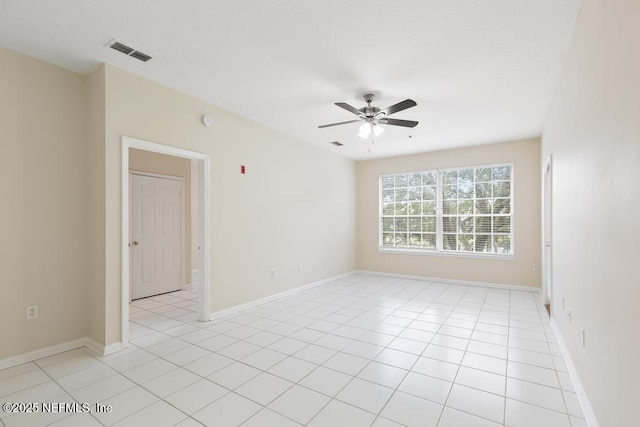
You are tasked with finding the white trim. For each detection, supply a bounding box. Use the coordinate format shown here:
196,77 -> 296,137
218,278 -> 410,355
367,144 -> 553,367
357,270 -> 540,292
378,248 -> 516,260
550,318 -> 599,427
83,338 -> 106,356
122,140 -> 130,347
0,338 -> 113,370
123,136 -> 212,353
0,339 -> 86,370
83,339 -> 123,357
199,156 -> 211,322
209,271 -> 357,320
542,155 -> 553,308
129,170 -> 184,181
103,342 -> 124,356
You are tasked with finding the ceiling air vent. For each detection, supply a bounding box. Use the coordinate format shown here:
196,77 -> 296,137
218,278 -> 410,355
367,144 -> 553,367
330,141 -> 344,147
109,40 -> 152,62
130,51 -> 152,62
110,41 -> 134,55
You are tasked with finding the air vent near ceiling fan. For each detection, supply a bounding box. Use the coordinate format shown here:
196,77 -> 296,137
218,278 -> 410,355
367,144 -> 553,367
110,41 -> 134,55
108,40 -> 152,62
129,50 -> 152,62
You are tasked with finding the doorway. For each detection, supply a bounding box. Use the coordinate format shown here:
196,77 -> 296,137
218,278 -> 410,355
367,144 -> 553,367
122,136 -> 211,348
542,156 -> 553,315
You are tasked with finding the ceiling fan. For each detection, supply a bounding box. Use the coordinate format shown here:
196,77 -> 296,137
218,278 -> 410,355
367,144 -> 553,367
318,93 -> 418,139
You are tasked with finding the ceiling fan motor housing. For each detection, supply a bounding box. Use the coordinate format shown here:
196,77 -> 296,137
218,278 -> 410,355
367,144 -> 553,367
317,93 -> 418,130
360,94 -> 382,118
359,105 -> 381,118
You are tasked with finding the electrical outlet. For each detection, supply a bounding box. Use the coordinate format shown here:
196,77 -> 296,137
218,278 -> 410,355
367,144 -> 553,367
562,297 -> 565,311
270,269 -> 275,278
297,265 -> 302,272
581,329 -> 585,347
567,308 -> 572,323
26,305 -> 38,320
532,264 -> 539,271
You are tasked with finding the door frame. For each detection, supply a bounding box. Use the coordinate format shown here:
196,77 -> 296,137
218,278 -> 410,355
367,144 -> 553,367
122,136 -> 211,348
542,155 -> 553,311
129,171 -> 185,301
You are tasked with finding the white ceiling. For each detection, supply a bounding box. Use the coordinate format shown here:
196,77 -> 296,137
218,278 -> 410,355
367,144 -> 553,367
0,0 -> 581,160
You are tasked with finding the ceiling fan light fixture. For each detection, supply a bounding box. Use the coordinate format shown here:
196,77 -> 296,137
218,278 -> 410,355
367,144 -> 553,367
318,94 -> 418,139
358,122 -> 384,139
358,122 -> 372,139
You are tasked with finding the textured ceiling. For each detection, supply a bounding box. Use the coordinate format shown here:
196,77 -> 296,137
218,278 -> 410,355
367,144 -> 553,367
0,0 -> 581,160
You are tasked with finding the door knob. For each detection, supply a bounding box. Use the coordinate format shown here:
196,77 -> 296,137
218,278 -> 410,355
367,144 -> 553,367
132,241 -> 139,246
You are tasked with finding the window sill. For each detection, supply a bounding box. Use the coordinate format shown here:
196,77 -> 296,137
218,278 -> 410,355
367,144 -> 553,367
378,247 -> 516,260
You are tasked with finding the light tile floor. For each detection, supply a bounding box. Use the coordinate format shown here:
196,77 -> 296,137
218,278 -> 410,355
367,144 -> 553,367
0,274 -> 587,426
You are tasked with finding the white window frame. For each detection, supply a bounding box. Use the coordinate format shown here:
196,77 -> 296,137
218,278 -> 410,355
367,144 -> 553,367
378,163 -> 515,259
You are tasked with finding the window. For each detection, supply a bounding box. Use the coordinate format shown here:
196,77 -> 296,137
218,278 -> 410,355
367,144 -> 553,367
380,164 -> 513,255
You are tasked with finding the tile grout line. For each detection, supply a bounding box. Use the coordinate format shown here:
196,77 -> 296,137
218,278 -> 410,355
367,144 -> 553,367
504,288 -> 512,427
362,278 -> 452,426
437,283 -> 497,426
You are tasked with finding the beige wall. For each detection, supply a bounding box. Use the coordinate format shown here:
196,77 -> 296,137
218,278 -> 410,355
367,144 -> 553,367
542,0 -> 640,424
102,65 -> 357,345
0,47 -> 90,359
0,49 -> 357,357
129,148 -> 192,286
86,64 -> 106,345
357,139 -> 541,288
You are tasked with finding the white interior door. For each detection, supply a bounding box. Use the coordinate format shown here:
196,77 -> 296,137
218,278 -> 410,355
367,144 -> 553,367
131,173 -> 183,300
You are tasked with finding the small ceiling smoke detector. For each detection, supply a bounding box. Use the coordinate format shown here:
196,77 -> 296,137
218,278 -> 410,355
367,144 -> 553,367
330,141 -> 343,147
108,39 -> 153,62
201,115 -> 213,127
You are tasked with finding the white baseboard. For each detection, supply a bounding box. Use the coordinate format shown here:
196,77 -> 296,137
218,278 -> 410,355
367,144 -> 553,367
209,271 -> 357,320
356,270 -> 541,292
191,269 -> 199,284
0,337 -> 107,371
78,339 -> 123,358
83,338 -> 105,356
0,337 -> 125,370
103,342 -> 124,356
550,318 -> 599,427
